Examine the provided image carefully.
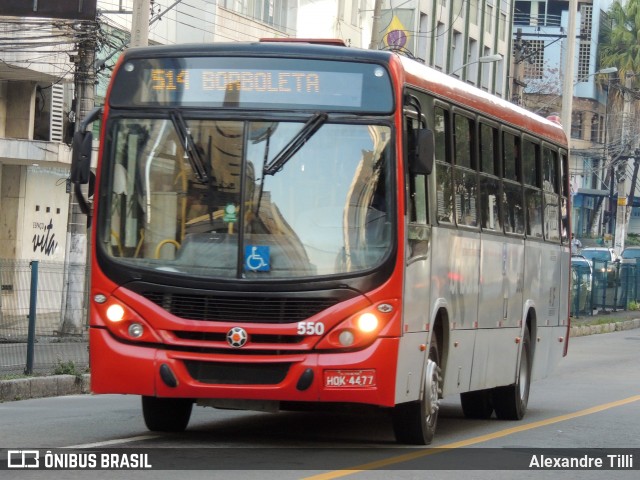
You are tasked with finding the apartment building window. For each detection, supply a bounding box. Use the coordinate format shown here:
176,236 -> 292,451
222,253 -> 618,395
435,22 -> 446,69
499,13 -> 507,41
453,0 -> 464,19
481,46 -> 491,90
452,30 -> 463,74
523,40 -> 544,79
591,115 -> 601,143
247,0 -> 288,28
571,112 -> 583,139
467,38 -> 479,84
470,0 -> 478,25
485,5 -> 493,33
577,5 -> 593,81
351,0 -> 360,25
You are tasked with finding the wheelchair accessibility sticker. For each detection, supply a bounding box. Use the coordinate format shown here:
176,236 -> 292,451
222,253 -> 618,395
245,245 -> 270,271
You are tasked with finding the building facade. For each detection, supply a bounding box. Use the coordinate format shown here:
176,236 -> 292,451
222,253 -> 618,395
514,0 -> 640,243
1,0 -> 514,323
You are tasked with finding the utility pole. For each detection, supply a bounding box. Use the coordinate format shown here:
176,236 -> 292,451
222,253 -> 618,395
614,74 -> 636,256
60,22 -> 97,335
560,0 -> 578,139
368,0 -> 383,50
131,0 -> 150,48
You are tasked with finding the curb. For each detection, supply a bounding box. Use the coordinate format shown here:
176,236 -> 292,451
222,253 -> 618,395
1,321 -> 639,402
0,374 -> 91,402
569,318 -> 640,337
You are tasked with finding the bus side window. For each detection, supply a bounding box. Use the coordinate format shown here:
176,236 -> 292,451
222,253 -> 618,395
523,140 -> 543,238
434,107 -> 454,223
560,151 -> 570,243
543,147 -> 560,242
453,114 -> 478,227
479,123 -> 501,231
502,132 -> 524,234
406,116 -> 428,225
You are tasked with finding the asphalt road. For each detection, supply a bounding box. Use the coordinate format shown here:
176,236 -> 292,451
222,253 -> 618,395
1,328 -> 639,479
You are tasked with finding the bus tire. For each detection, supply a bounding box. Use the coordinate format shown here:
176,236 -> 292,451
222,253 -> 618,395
392,333 -> 442,445
142,396 -> 193,432
460,389 -> 494,419
491,327 -> 531,420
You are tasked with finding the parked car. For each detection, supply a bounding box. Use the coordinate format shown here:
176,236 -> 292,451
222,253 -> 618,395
580,247 -> 618,286
571,254 -> 594,289
621,246 -> 640,265
570,259 -> 592,315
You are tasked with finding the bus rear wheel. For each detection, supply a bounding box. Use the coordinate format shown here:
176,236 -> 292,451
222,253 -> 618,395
392,334 -> 442,445
142,396 -> 193,432
491,327 -> 531,420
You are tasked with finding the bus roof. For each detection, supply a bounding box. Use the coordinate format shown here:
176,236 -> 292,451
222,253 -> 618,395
119,42 -> 566,147
397,55 -> 567,147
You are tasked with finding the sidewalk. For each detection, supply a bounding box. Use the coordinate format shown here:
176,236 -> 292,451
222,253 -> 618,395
1,312 -> 639,403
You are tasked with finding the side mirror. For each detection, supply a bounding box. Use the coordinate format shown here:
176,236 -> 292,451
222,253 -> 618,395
69,106 -> 102,220
410,128 -> 434,175
70,130 -> 93,184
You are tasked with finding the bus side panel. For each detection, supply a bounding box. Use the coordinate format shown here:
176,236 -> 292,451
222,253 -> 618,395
430,227 -> 476,396
531,325 -> 568,381
524,240 -> 561,327
469,328 -> 520,390
470,234 -> 524,390
525,240 -> 565,380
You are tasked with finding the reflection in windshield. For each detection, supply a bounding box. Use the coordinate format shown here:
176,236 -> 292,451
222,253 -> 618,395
103,117 -> 392,279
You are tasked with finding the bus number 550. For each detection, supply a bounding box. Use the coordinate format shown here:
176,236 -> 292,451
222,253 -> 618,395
297,321 -> 325,335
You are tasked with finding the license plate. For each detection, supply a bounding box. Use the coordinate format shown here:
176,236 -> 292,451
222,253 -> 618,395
324,369 -> 376,388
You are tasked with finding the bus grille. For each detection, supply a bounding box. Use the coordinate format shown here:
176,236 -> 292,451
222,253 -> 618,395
184,360 -> 291,385
140,292 -> 337,324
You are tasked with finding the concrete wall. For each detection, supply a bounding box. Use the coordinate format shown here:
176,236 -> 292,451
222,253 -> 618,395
0,165 -> 23,259
5,82 -> 36,140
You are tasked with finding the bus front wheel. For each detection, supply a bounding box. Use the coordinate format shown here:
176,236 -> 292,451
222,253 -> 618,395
491,327 -> 531,420
392,333 -> 442,445
142,396 -> 193,432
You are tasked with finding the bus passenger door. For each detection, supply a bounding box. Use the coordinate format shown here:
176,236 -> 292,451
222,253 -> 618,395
395,97 -> 433,404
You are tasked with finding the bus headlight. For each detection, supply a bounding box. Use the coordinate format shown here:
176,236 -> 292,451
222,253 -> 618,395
128,323 -> 144,338
315,300 -> 398,350
357,313 -> 379,332
94,297 -> 161,344
106,304 -> 125,322
338,330 -> 355,347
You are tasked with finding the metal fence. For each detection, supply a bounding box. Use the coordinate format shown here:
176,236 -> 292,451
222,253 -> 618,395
0,259 -> 89,376
1,254 -> 635,374
571,260 -> 640,317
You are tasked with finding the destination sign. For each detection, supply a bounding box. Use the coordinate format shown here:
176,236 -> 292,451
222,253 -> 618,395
109,57 -> 393,112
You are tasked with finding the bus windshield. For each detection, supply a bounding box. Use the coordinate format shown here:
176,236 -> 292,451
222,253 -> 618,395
101,116 -> 393,279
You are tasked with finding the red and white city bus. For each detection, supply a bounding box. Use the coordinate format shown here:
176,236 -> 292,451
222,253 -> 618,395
71,39 -> 570,445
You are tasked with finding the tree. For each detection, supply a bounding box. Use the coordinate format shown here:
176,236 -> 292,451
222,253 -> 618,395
597,0 -> 640,239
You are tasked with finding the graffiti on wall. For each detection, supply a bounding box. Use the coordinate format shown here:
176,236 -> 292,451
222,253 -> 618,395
32,218 -> 59,256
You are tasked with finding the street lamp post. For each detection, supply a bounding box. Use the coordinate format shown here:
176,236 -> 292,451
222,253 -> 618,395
450,54 -> 503,77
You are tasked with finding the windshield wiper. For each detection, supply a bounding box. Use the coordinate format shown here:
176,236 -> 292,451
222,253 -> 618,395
170,110 -> 208,183
263,112 -> 327,176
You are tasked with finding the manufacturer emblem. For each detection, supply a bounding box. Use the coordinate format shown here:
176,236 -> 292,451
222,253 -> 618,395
226,327 -> 248,348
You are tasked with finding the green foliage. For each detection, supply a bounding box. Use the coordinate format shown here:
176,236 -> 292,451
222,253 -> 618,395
628,300 -> 640,311
626,234 -> 640,246
53,360 -> 79,376
600,0 -> 640,82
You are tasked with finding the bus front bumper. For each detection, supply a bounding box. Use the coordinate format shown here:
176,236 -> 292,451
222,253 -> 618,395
89,327 -> 399,407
